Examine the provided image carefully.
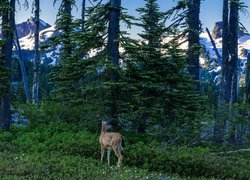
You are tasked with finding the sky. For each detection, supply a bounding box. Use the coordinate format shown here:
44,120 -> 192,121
15,0 -> 250,37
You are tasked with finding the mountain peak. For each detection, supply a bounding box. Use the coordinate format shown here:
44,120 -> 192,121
16,17 -> 51,38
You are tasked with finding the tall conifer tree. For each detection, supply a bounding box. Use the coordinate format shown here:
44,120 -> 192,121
0,0 -> 14,131
107,0 -> 121,128
123,0 -> 201,137
229,0 -> 239,104
187,0 -> 201,91
33,0 -> 40,105
50,0 -> 77,103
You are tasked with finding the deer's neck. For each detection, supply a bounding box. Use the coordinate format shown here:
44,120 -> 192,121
101,124 -> 107,134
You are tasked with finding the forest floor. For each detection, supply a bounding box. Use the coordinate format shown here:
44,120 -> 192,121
0,123 -> 178,179
0,122 -> 249,179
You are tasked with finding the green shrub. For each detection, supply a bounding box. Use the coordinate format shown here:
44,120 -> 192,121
2,122 -> 250,179
123,143 -> 250,179
18,103 -> 100,132
0,151 -> 171,179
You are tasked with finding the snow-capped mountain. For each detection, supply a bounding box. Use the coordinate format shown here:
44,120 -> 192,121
14,19 -> 58,64
200,22 -> 250,86
13,19 -> 250,85
0,16 -> 51,39
17,16 -> 51,38
200,31 -> 250,65
19,25 -> 55,50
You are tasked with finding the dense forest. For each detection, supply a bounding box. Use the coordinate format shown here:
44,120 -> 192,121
0,0 -> 249,179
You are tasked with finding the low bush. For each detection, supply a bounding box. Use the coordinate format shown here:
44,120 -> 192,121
1,123 -> 249,179
124,144 -> 250,179
0,125 -> 172,179
0,151 -> 171,179
18,103 -> 100,132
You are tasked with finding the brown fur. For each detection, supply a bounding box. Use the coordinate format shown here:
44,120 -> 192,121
99,121 -> 124,167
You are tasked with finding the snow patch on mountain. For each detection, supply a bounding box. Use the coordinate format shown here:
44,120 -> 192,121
19,25 -> 56,50
16,18 -> 250,87
200,30 -> 250,86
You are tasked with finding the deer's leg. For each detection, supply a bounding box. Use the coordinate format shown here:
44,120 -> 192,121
107,147 -> 111,166
101,146 -> 105,162
112,146 -> 122,167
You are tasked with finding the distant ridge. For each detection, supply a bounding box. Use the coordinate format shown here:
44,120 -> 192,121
16,16 -> 51,38
0,16 -> 51,39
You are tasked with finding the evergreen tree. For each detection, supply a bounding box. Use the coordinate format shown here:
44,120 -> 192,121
49,0 -> 111,107
124,0 -> 169,132
50,0 -> 78,103
187,0 -> 201,91
165,0 -> 201,92
106,0 -> 121,128
123,0 -> 201,139
12,3 -> 31,103
229,0 -> 239,104
228,0 -> 239,143
213,0 -> 230,145
0,2 -> 9,97
62,0 -> 137,128
221,0 -> 230,105
215,0 -> 246,144
0,0 -> 14,131
221,0 -> 241,105
0,42 -> 9,98
81,0 -> 86,30
82,0 -> 122,128
32,0 -> 40,105
246,54 -> 250,103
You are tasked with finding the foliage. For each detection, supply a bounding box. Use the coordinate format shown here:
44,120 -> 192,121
0,41 -> 10,97
124,142 -> 250,179
0,122 -> 249,179
0,123 -> 172,179
49,0 -> 82,104
18,102 -> 101,132
122,0 -> 203,139
0,152 -> 169,179
0,1 -> 249,178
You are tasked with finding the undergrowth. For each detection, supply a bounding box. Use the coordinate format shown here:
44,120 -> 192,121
0,121 -> 249,179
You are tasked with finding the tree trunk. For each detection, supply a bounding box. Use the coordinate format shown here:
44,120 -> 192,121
206,26 -> 224,143
245,53 -> 250,103
229,0 -> 239,104
214,0 -> 230,144
63,0 -> 72,55
13,26 -> 32,102
187,0 -> 201,91
221,0 -> 231,104
11,0 -> 31,102
0,0 -> 14,131
107,0 -> 121,129
81,0 -> 86,31
228,0 -> 239,144
33,0 -> 40,105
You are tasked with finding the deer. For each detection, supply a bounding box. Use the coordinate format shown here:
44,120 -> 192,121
99,119 -> 125,167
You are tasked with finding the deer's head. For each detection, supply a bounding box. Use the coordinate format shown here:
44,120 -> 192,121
101,120 -> 112,132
